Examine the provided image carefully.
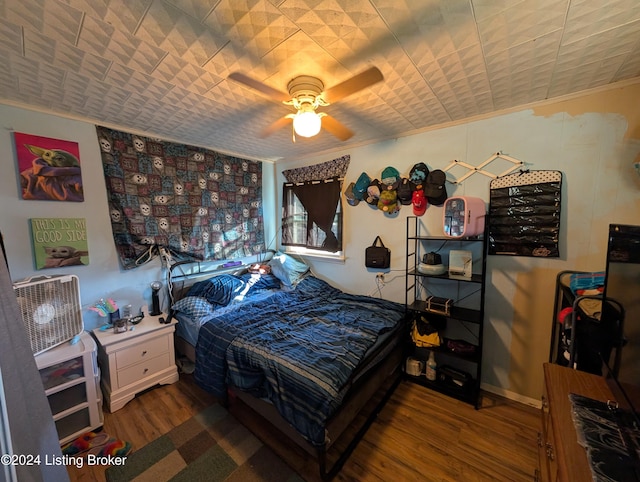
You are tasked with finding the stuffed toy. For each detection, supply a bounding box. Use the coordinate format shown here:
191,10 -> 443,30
377,189 -> 399,213
248,263 -> 271,275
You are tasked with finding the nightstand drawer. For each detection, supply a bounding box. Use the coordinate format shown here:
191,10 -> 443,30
117,353 -> 171,388
115,335 -> 168,370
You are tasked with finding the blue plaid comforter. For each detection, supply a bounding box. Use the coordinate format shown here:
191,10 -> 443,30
194,275 -> 404,446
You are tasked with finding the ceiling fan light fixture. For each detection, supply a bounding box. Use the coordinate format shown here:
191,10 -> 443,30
228,67 -> 382,142
293,111 -> 322,138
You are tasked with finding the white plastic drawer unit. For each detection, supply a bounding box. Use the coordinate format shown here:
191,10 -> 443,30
39,355 -> 85,391
47,382 -> 87,414
55,409 -> 91,442
34,332 -> 103,445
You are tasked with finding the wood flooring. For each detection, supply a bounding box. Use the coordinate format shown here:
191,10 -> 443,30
67,375 -> 540,482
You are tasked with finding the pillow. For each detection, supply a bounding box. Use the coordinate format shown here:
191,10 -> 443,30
269,252 -> 310,287
186,274 -> 245,306
172,296 -> 215,320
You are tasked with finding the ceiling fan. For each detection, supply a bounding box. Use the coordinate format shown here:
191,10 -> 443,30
228,67 -> 383,142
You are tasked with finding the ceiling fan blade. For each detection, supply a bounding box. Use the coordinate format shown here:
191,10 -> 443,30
259,115 -> 293,138
321,114 -> 354,141
322,67 -> 383,103
228,72 -> 290,103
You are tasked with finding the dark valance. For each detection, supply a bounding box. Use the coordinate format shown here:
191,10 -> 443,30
283,154 -> 350,183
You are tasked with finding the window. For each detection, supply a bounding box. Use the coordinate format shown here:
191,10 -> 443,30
281,177 -> 342,257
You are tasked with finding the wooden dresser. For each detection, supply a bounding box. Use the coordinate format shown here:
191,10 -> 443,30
538,363 -> 615,482
92,313 -> 179,412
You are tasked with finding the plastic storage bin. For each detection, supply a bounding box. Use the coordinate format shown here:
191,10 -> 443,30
34,332 -> 103,445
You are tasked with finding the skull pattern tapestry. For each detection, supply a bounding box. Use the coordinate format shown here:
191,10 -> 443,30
96,126 -> 264,269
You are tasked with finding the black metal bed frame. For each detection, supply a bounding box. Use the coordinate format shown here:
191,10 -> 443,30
166,256 -> 407,480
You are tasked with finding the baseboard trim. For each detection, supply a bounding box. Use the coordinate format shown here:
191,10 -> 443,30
481,382 -> 541,409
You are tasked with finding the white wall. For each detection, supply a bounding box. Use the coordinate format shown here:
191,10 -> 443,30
0,104 -> 277,331
276,82 -> 640,401
2,82 -> 637,401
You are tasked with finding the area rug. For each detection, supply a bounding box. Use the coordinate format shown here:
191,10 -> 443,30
105,403 -> 304,482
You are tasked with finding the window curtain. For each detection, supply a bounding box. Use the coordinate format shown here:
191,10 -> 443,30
282,178 -> 342,252
96,126 -> 264,269
281,156 -> 349,253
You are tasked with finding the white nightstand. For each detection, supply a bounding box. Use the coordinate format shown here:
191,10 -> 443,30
91,313 -> 179,412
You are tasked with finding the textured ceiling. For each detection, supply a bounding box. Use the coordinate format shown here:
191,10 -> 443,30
1,0 -> 639,162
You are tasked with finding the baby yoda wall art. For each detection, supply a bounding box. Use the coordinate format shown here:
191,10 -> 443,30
14,132 -> 84,202
30,218 -> 89,270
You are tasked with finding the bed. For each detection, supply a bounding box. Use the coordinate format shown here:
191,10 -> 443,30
167,252 -> 407,479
